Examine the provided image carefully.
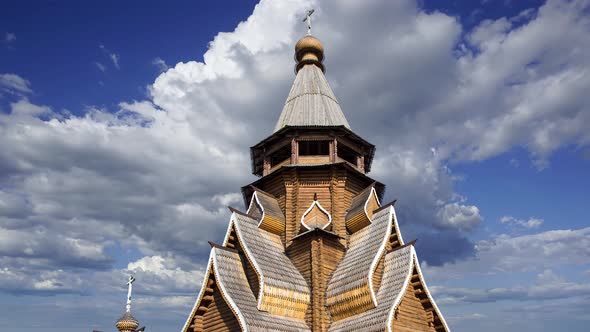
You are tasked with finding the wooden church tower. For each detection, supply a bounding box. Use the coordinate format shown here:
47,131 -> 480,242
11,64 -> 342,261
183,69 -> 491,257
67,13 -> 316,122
182,15 -> 450,332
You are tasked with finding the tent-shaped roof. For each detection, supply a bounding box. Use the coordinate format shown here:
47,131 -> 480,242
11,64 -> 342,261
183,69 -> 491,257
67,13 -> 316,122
274,64 -> 350,132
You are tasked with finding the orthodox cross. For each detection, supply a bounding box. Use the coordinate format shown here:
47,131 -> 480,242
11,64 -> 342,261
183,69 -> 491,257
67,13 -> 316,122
126,275 -> 136,312
302,9 -> 315,35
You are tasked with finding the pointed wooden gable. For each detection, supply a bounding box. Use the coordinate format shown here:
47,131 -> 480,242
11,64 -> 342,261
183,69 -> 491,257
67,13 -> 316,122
183,244 -> 311,332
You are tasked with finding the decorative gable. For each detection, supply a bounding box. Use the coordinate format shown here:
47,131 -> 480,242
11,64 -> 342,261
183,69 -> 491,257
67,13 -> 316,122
301,196 -> 332,231
246,188 -> 285,235
345,184 -> 381,233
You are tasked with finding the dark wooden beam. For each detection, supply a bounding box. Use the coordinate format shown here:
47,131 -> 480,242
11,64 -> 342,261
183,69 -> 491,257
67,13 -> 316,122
373,199 -> 397,213
208,241 -> 239,254
227,206 -> 259,219
387,239 -> 417,253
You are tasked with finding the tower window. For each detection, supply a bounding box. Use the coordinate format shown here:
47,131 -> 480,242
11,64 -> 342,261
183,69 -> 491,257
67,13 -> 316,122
337,143 -> 358,165
299,140 -> 330,156
270,144 -> 291,167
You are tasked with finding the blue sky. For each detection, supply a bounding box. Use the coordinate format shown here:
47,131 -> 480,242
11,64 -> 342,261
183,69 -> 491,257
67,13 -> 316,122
1,1 -> 258,111
1,0 -> 589,331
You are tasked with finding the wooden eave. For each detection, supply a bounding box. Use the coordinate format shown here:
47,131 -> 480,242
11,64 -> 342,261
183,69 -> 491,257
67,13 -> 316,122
241,161 -> 385,208
290,226 -> 344,242
208,240 -> 238,253
250,125 -> 376,176
387,239 -> 417,254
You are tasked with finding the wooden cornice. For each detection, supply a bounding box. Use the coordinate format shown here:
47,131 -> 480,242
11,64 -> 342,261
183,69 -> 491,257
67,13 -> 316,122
247,185 -> 277,198
241,162 -> 386,206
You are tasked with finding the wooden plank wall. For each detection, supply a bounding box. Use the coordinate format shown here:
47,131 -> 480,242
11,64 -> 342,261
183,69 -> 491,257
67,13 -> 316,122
297,169 -> 332,227
254,166 -> 376,245
285,237 -> 313,326
261,173 -> 286,211
283,169 -> 299,243
330,168 -> 348,243
318,237 -> 346,330
201,287 -> 241,332
191,276 -> 240,332
392,268 -> 438,332
286,233 -> 345,332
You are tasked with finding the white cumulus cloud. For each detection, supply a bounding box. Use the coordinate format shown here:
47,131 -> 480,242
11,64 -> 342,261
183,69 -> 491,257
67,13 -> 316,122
0,73 -> 32,94
501,215 -> 544,229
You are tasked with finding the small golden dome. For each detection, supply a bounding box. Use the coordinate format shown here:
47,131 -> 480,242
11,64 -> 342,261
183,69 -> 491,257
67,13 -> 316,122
295,35 -> 324,60
116,312 -> 139,332
295,35 -> 325,73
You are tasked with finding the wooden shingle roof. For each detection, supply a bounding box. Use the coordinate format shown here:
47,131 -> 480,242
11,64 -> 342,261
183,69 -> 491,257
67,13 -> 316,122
224,211 -> 310,319
182,247 -> 311,332
327,245 -> 413,332
212,248 -> 311,331
246,189 -> 286,235
328,244 -> 451,332
326,206 -> 396,320
274,64 -> 350,132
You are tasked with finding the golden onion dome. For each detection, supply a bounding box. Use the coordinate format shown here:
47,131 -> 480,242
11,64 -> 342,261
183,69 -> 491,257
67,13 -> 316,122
295,35 -> 325,73
115,312 -> 139,332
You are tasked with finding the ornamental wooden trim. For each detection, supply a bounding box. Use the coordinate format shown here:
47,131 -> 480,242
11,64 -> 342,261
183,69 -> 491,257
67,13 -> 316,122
246,191 -> 286,235
345,184 -> 381,233
300,197 -> 332,231
403,247 -> 451,332
210,249 -> 249,331
385,247 -> 416,332
181,249 -> 216,332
